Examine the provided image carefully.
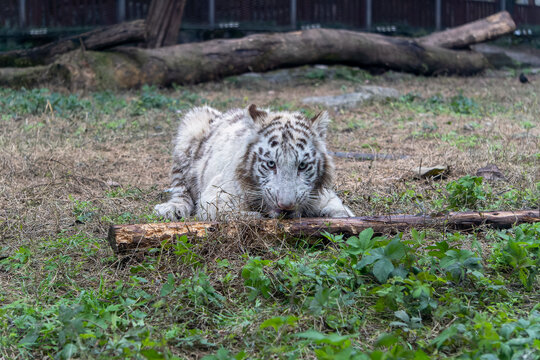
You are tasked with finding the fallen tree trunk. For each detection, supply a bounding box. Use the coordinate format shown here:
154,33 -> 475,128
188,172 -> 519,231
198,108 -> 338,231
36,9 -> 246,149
0,28 -> 490,90
0,20 -> 145,68
0,11 -> 518,90
108,210 -> 539,253
419,11 -> 516,49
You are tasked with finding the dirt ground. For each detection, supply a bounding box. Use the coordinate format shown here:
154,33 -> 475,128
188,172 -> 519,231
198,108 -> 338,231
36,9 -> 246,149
0,65 -> 539,359
1,66 -> 538,246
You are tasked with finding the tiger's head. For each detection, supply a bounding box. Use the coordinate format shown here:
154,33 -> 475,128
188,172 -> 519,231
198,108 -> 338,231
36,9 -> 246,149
237,104 -> 333,218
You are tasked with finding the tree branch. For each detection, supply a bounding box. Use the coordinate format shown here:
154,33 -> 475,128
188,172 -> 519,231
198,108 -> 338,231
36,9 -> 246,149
108,210 -> 540,253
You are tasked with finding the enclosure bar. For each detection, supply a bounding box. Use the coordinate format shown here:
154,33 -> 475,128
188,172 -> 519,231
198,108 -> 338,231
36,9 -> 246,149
209,0 -> 215,28
290,0 -> 297,29
365,0 -> 372,30
117,0 -> 126,23
435,0 -> 442,31
18,0 -> 26,27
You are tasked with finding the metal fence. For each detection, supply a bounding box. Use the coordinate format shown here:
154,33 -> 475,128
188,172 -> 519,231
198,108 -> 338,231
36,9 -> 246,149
1,0 -> 539,33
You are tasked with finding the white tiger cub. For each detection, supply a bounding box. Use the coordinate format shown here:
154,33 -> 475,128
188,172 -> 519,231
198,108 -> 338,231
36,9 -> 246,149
154,104 -> 354,221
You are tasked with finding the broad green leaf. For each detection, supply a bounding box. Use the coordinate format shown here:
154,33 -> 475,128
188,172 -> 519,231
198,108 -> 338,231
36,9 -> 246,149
389,321 -> 409,328
385,238 -> 406,260
374,333 -> 399,347
160,274 -> 175,297
260,317 -> 285,332
431,325 -> 458,349
18,330 -> 39,347
394,310 -> 410,322
373,258 -> 394,283
59,343 -> 78,360
479,354 -> 498,360
413,350 -> 431,360
358,228 -> 374,243
141,349 -> 166,360
295,330 -> 351,346
295,329 -> 327,341
356,254 -> 379,270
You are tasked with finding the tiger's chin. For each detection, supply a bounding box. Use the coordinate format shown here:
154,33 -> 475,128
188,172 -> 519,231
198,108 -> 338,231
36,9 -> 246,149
267,208 -> 301,219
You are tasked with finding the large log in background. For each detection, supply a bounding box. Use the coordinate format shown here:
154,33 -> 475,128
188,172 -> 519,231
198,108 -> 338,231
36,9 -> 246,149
0,29 -> 489,90
0,11 -> 517,90
0,20 -> 146,67
108,210 -> 540,253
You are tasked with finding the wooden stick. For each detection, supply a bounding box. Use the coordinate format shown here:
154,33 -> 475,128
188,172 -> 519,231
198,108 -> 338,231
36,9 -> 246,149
108,210 -> 539,253
329,151 -> 409,161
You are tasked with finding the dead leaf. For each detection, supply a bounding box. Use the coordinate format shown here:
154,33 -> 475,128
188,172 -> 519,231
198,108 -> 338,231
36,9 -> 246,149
412,165 -> 448,179
476,164 -> 506,181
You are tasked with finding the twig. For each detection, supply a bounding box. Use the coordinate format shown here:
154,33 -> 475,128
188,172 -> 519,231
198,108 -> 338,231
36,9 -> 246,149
329,151 -> 409,161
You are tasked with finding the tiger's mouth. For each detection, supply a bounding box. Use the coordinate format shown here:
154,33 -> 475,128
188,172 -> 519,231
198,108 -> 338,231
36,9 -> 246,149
269,209 -> 297,219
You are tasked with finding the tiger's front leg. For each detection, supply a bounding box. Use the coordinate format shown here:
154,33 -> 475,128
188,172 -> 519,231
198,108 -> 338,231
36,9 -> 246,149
154,185 -> 195,221
195,178 -> 260,221
315,188 -> 355,218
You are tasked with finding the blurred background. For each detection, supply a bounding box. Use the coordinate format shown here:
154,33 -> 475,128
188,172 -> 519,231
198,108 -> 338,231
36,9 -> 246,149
1,0 -> 539,50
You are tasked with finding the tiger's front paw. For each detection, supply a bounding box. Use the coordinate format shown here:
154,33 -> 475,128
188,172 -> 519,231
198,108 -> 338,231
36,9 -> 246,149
154,202 -> 191,221
320,205 -> 355,218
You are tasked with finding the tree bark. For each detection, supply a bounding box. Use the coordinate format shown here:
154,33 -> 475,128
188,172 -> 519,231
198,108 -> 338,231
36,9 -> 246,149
0,11 -> 519,90
0,9 -> 514,79
0,20 -> 145,68
418,11 -> 516,49
146,0 -> 187,48
108,210 -> 539,253
0,28 -> 490,90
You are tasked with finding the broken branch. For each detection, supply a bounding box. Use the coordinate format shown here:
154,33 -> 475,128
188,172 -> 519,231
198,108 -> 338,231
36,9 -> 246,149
108,210 -> 539,253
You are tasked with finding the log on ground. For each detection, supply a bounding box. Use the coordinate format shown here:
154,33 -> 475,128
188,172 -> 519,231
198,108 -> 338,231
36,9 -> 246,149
0,20 -> 146,67
2,28 -> 489,90
108,209 -> 540,253
0,10 -> 518,89
418,11 -> 516,49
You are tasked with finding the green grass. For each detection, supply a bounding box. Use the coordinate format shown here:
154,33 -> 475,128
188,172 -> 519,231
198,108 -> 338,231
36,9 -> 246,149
1,72 -> 539,359
1,224 -> 539,359
390,91 -> 503,118
0,85 -> 204,120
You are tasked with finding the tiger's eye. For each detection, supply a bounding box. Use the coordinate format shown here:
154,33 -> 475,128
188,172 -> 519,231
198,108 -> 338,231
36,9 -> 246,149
267,160 -> 276,169
298,162 -> 307,170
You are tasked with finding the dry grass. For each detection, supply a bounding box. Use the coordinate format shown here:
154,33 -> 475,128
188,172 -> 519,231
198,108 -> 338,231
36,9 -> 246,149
1,66 -> 538,290
1,69 -> 538,243
0,66 -> 539,358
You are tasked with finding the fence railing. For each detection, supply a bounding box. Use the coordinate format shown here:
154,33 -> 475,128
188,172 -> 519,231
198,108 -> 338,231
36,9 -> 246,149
1,0 -> 539,33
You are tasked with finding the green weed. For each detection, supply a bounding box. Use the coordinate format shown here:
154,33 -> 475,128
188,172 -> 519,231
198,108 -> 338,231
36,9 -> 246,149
70,196 -> 98,224
490,223 -> 540,290
394,91 -> 483,117
105,186 -> 143,199
0,88 -> 91,117
446,175 -> 487,210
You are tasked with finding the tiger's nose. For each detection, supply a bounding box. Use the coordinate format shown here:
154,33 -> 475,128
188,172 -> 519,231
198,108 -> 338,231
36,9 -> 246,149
277,201 -> 295,211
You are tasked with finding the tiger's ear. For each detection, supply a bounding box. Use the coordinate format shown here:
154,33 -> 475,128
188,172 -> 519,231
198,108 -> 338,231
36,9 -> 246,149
310,111 -> 330,139
248,104 -> 267,123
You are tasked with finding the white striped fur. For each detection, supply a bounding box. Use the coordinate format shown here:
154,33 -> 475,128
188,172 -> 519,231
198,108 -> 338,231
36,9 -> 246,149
154,105 -> 354,221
